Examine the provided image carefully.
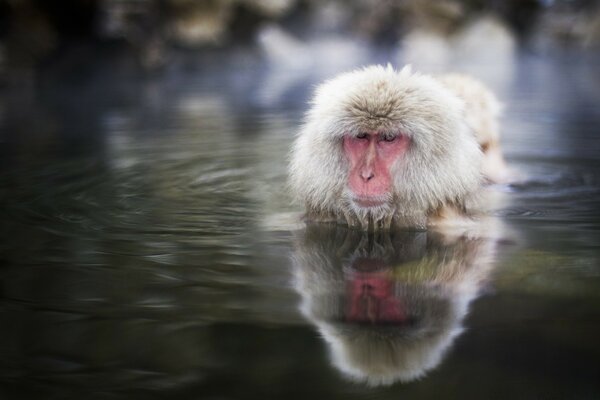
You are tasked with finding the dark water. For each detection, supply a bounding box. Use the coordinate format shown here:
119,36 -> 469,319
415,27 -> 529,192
1,48 -> 600,399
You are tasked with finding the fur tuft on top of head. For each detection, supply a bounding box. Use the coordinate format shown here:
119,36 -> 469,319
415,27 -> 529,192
289,65 -> 483,229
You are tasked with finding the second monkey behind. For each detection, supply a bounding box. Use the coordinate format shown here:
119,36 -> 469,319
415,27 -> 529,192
289,65 -> 494,231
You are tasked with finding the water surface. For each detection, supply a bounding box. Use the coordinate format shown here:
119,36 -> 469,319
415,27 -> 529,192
1,49 -> 600,399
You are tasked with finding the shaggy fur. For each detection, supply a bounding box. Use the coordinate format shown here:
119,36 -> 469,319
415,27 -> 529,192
289,65 -> 483,230
438,73 -> 502,145
438,73 -> 512,183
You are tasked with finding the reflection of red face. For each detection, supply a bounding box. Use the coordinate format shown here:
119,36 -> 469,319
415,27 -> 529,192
345,267 -> 407,324
343,132 -> 410,207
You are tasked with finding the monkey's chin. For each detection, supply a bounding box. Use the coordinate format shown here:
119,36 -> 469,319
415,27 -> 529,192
352,196 -> 387,208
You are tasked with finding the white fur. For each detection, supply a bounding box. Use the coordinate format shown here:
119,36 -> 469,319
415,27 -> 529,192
289,65 -> 483,229
439,73 -> 515,183
438,73 -> 502,144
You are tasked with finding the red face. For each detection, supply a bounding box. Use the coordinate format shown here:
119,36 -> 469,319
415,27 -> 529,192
343,131 -> 409,207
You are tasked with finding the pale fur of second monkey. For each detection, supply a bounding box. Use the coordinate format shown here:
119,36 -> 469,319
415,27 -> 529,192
289,65 -> 483,230
438,73 -> 512,184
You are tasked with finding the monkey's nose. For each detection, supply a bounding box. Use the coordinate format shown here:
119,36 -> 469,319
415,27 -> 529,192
361,169 -> 375,182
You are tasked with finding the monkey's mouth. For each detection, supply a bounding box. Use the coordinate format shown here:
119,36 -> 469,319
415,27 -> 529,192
352,196 -> 387,208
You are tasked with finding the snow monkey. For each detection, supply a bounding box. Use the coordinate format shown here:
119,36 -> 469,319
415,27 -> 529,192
438,73 -> 512,184
289,65 -> 483,231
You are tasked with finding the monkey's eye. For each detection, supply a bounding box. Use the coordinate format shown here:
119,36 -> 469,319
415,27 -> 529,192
381,133 -> 397,142
356,132 -> 368,139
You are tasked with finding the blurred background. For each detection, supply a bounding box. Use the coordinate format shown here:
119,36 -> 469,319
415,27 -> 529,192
2,1 -> 600,399
0,0 -> 599,86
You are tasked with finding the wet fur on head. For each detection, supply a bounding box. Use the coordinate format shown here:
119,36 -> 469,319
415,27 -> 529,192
289,65 -> 483,229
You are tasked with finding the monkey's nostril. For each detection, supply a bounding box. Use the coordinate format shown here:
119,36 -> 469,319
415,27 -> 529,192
361,170 -> 375,181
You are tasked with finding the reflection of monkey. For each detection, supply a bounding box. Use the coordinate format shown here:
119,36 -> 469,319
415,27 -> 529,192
289,65 -> 483,231
439,73 -> 513,184
292,224 -> 497,386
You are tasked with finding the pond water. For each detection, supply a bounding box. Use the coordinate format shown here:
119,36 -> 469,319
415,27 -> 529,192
1,48 -> 600,399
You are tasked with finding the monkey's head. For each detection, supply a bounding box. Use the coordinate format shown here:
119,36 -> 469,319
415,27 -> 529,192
289,65 -> 482,229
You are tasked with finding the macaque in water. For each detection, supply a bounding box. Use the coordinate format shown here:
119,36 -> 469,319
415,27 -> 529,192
292,224 -> 497,386
438,73 -> 513,184
289,65 -> 483,231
